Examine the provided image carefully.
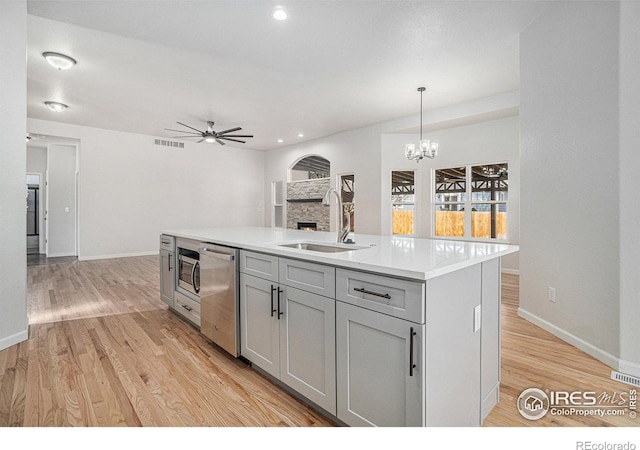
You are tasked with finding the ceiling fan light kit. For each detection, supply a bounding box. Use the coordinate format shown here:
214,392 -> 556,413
405,87 -> 439,162
166,121 -> 254,145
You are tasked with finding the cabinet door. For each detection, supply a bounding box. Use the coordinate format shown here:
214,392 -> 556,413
279,286 -> 336,415
336,301 -> 424,427
239,273 -> 280,378
160,250 -> 174,307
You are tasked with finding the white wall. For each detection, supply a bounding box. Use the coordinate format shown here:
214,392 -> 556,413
47,144 -> 78,257
380,115 -> 520,271
618,1 -> 640,375
0,0 -> 28,351
27,119 -> 266,260
520,2 -> 621,366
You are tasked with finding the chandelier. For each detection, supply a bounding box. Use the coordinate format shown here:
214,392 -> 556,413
405,87 -> 438,162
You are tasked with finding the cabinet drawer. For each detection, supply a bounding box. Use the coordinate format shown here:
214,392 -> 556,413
336,269 -> 425,323
279,258 -> 335,298
240,250 -> 279,281
174,291 -> 201,326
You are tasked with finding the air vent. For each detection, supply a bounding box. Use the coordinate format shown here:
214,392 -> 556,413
154,139 -> 184,148
611,370 -> 640,388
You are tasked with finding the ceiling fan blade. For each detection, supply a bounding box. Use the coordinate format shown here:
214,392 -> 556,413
197,138 -> 205,143
165,128 -> 201,134
218,134 -> 253,138
218,137 -> 246,144
176,121 -> 204,133
171,135 -> 200,139
215,139 -> 226,146
216,127 -> 242,135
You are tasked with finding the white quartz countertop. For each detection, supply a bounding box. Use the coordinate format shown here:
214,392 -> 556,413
162,227 -> 519,281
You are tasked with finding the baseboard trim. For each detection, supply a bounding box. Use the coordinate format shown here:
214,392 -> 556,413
79,251 -> 158,261
619,360 -> 640,378
517,307 -> 619,370
501,268 -> 520,276
47,252 -> 77,258
0,329 -> 28,352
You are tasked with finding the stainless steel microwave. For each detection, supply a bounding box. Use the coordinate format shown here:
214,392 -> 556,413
176,238 -> 201,300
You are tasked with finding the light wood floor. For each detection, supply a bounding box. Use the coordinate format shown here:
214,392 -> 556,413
0,256 -> 637,427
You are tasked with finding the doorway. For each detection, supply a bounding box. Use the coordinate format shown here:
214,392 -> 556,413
26,173 -> 41,255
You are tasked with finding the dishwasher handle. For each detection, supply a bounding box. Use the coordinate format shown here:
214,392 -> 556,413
198,247 -> 235,261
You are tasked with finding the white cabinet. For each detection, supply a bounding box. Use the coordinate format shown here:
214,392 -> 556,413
239,252 -> 337,415
336,301 -> 425,427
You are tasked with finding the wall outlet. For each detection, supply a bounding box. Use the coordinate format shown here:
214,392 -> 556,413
548,287 -> 556,303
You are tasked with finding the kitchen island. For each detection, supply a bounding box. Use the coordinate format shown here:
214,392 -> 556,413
160,227 -> 519,427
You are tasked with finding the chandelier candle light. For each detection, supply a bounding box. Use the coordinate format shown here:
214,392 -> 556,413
405,87 -> 439,162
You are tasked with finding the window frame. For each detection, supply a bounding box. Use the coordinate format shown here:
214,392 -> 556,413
432,162 -> 509,243
391,170 -> 417,236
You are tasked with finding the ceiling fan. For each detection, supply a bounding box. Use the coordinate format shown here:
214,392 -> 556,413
165,121 -> 254,145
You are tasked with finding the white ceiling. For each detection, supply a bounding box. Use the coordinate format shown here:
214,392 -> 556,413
26,0 -> 552,150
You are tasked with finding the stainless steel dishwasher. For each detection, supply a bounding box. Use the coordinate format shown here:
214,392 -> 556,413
198,244 -> 240,357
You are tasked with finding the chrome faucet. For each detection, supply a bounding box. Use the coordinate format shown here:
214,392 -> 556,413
323,188 -> 351,243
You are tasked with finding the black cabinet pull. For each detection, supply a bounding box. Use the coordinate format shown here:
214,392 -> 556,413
270,285 -> 276,317
353,287 -> 391,300
409,327 -> 417,377
277,287 -> 284,319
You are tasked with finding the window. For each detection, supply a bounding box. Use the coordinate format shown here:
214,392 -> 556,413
340,174 -> 355,232
271,180 -> 284,228
392,170 -> 415,235
434,163 -> 508,240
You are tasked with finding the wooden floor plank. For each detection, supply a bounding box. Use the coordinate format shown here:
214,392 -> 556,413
0,256 -> 635,427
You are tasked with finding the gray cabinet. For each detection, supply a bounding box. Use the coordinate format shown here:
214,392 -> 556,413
239,251 -> 337,415
237,249 -> 501,427
160,249 -> 175,308
160,234 -> 175,308
239,273 -> 281,377
336,301 -> 425,427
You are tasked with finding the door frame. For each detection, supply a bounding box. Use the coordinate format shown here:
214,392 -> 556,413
26,171 -> 44,254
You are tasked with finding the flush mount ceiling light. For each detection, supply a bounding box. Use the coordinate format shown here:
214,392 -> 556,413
271,6 -> 288,20
44,101 -> 68,112
42,52 -> 77,70
405,87 -> 439,162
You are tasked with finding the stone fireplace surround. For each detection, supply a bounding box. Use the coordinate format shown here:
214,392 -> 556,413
286,178 -> 330,231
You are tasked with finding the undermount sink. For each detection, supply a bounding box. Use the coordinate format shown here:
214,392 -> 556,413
278,242 -> 367,253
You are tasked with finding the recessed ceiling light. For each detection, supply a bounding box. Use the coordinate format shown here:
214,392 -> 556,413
44,101 -> 68,112
42,52 -> 77,70
271,6 -> 287,21
277,139 -> 284,143
297,133 -> 304,138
